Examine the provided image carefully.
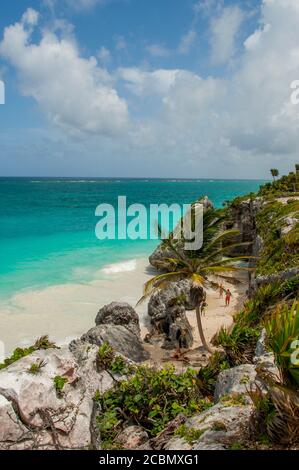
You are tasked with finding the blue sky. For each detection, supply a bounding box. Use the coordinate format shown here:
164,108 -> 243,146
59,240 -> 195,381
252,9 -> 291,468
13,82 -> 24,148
0,0 -> 298,178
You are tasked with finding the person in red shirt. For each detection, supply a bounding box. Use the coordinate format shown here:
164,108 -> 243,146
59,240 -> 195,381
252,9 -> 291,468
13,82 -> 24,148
225,289 -> 232,307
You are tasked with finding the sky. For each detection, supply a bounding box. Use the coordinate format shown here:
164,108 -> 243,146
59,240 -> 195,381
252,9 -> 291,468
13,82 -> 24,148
0,0 -> 298,178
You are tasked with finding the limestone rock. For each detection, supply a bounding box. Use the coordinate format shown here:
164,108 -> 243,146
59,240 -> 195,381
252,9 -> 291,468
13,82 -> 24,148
148,279 -> 196,319
0,345 -> 114,450
115,426 -> 148,450
214,364 -> 258,404
165,403 -> 252,450
78,324 -> 149,363
95,302 -> 141,338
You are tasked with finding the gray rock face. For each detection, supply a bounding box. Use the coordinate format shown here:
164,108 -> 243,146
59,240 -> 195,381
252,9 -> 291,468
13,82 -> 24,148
214,364 -> 258,404
95,302 -> 141,337
253,329 -> 279,376
0,346 -> 114,450
147,281 -> 196,350
253,267 -> 299,290
165,403 -> 252,450
226,198 -> 264,258
148,279 -> 196,319
115,426 -> 148,450
78,324 -> 149,363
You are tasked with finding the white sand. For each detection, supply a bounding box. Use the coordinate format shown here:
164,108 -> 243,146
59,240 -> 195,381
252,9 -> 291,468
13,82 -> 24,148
0,258 -> 154,355
0,257 -> 246,363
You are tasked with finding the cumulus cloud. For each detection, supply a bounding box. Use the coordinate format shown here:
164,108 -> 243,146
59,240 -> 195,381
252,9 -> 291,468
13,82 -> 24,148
2,0 -> 299,178
0,9 -> 128,136
210,5 -> 244,64
118,68 -> 180,96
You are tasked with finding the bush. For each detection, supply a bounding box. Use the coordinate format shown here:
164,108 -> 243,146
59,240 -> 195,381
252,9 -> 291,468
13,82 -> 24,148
95,365 -> 211,445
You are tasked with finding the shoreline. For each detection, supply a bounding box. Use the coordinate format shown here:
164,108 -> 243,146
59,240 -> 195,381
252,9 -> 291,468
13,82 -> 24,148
0,257 -> 154,355
0,255 -> 246,359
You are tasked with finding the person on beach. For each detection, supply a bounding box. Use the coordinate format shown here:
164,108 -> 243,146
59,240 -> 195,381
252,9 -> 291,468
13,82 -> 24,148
219,283 -> 225,299
201,301 -> 207,316
225,289 -> 232,307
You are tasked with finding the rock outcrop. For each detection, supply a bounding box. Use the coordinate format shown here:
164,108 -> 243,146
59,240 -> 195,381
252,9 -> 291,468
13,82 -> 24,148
95,302 -> 141,337
164,403 -> 252,451
74,324 -> 149,363
149,196 -> 214,271
0,301 -> 149,450
0,345 -> 113,450
146,280 -> 197,350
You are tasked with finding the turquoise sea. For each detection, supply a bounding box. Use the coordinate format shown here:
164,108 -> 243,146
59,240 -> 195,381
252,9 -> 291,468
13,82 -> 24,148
0,178 -> 265,301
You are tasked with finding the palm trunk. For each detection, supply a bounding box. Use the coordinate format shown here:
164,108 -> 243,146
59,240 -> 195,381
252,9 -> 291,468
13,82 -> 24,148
195,305 -> 212,353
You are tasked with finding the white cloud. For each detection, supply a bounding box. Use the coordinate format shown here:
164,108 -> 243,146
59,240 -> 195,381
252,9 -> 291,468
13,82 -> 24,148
97,46 -> 111,64
210,5 -> 244,65
146,44 -> 170,58
0,9 -> 128,136
118,68 -> 180,96
178,29 -> 196,55
3,0 -> 299,178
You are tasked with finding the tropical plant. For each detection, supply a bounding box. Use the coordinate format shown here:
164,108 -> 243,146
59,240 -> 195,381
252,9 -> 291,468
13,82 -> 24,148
265,301 -> 299,386
270,168 -> 279,181
139,208 -> 254,352
95,365 -> 211,445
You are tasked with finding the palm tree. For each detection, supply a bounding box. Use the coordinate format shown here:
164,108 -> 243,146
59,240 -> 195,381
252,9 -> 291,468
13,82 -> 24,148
270,168 -> 279,181
139,208 -> 254,353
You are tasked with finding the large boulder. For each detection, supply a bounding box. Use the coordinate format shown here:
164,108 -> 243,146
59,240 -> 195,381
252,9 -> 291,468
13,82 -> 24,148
75,324 -> 149,363
165,403 -> 252,450
214,364 -> 257,404
148,279 -> 196,320
95,302 -> 141,337
147,282 -> 197,350
0,345 -> 114,450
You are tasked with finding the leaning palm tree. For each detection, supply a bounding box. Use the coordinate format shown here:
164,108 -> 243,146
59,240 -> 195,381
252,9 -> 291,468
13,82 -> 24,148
139,208 -> 254,353
270,168 -> 279,181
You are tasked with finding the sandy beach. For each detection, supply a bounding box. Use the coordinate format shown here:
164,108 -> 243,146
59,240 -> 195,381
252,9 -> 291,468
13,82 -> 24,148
143,278 -> 246,367
0,256 -> 246,360
0,258 -> 154,355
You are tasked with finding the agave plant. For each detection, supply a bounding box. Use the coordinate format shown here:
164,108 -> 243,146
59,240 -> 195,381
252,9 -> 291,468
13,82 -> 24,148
266,301 -> 299,387
139,208 -> 254,353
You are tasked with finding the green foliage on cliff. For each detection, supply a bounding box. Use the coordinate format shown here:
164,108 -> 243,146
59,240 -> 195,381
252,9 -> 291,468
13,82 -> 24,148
95,365 -> 211,445
0,335 -> 58,370
255,199 -> 299,275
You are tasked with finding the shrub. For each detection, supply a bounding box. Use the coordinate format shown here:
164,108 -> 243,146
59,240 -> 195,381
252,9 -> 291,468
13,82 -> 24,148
95,365 -> 211,445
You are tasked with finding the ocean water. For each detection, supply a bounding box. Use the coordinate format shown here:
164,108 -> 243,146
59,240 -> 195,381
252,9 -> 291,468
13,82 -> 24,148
0,178 -> 265,301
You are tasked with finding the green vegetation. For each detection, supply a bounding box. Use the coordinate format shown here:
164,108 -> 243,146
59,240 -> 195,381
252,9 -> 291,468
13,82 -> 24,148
266,301 -> 299,387
95,365 -> 212,447
196,352 -> 229,397
0,335 -> 58,370
249,302 -> 299,445
175,424 -> 207,445
53,375 -> 68,395
220,394 -> 247,407
270,169 -> 279,181
259,167 -> 299,198
255,199 -> 299,275
97,341 -> 128,375
27,359 -> 47,374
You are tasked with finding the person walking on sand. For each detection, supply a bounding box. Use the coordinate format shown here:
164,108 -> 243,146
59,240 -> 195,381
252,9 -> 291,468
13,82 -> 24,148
219,283 -> 225,299
225,289 -> 232,307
